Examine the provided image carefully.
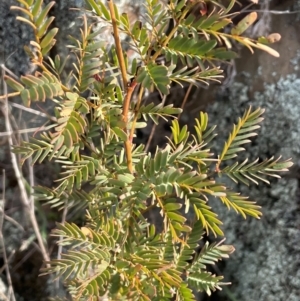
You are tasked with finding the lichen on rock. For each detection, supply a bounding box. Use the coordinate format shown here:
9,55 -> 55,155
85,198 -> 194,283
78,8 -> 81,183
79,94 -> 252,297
0,1 -> 34,76
205,73 -> 300,301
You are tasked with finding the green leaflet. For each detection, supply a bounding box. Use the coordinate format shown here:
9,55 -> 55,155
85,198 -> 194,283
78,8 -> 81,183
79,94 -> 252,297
136,63 -> 171,95
4,75 -> 24,92
7,71 -> 63,106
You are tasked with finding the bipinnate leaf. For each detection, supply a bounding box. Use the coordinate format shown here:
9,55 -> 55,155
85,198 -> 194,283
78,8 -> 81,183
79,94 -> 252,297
165,35 -> 222,67
219,106 -> 264,163
14,0 -> 58,57
168,36 -> 217,56
112,127 -> 128,141
35,1 -> 55,28
176,220 -> 204,273
139,103 -> 182,124
5,72 -> 63,106
221,156 -> 293,186
220,191 -> 262,219
31,0 -> 43,17
193,111 -> 217,145
191,197 -> 224,237
186,239 -> 234,295
210,18 -> 232,31
51,92 -> 88,153
171,120 -> 189,145
178,283 -> 197,301
187,271 -> 223,296
196,239 -> 234,269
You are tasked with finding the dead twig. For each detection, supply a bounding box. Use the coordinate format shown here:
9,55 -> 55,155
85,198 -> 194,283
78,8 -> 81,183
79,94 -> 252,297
24,130 -> 35,206
244,9 -> 300,15
167,83 -> 194,143
145,94 -> 167,153
0,291 -> 10,301
0,64 -> 18,80
0,124 -> 55,137
4,102 -> 57,122
0,170 -> 16,301
56,201 -> 68,290
0,208 -> 24,232
1,66 -> 50,266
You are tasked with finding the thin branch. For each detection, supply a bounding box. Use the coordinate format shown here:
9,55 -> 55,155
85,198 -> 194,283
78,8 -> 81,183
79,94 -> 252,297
0,124 -> 55,137
168,83 -> 193,143
122,82 -> 137,173
11,247 -> 36,273
0,249 -> 15,278
178,83 -> 193,121
56,201 -> 68,290
24,130 -> 34,205
0,170 -> 16,301
107,0 -> 128,90
3,101 -> 57,122
0,291 -> 10,301
129,86 -> 144,144
122,83 -> 136,124
107,0 -> 138,173
0,64 -> 18,80
243,9 -> 300,15
1,68 -> 50,265
145,94 -> 167,153
0,208 -> 24,232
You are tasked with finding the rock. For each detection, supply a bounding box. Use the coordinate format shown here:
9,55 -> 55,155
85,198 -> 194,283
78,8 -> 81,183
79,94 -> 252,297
185,2 -> 300,300
205,75 -> 300,301
0,1 -> 34,76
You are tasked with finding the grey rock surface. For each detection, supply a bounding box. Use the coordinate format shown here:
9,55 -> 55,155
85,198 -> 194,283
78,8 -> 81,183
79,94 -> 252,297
205,75 -> 300,301
197,3 -> 300,299
0,0 -> 34,75
0,0 -> 148,82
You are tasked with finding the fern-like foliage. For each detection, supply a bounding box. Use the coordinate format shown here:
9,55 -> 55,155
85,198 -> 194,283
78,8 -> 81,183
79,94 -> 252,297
221,156 -> 292,186
2,0 -> 292,300
5,71 -> 64,107
218,106 -> 265,163
11,0 -> 58,61
50,92 -> 89,153
69,15 -> 105,92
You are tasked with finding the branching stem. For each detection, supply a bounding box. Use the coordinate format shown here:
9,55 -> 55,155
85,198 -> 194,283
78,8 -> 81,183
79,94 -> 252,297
108,0 -> 137,173
1,67 -> 50,266
123,81 -> 137,173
